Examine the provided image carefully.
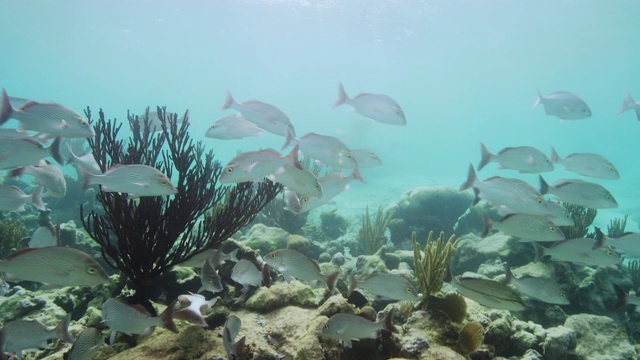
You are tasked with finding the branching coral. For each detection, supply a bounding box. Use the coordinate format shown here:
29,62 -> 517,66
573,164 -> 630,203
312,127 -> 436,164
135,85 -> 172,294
412,230 -> 458,303
81,107 -> 280,303
627,259 -> 640,293
607,214 -> 628,238
558,202 -> 597,239
0,219 -> 28,257
359,205 -> 394,255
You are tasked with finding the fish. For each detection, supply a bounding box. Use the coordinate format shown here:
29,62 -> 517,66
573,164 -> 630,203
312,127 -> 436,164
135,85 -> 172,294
84,164 -> 178,198
294,132 -> 359,169
0,185 -> 45,212
101,298 -> 178,344
178,248 -> 238,269
205,114 -> 263,140
550,147 -> 619,180
532,238 -> 621,266
1,89 -> 95,138
0,246 -> 109,286
613,284 -> 640,308
219,146 -> 300,184
297,170 -> 364,213
349,273 -> 419,301
616,89 -> 640,121
0,136 -> 63,170
283,187 -> 303,214
174,293 -> 218,327
503,263 -> 569,305
539,176 -> 618,209
350,148 -> 382,168
263,249 -> 339,291
334,83 -> 406,125
0,314 -> 74,360
67,327 -> 104,360
230,259 -> 266,289
269,164 -> 323,198
460,164 -> 549,215
496,202 -> 574,226
67,146 -> 102,177
198,257 -> 224,294
135,111 -> 187,133
594,227 -> 640,257
321,311 -> 397,348
0,128 -> 35,139
222,315 -> 246,359
9,161 -> 67,198
532,90 -> 592,120
482,214 -> 565,242
222,91 -> 296,148
478,143 -> 553,173
29,224 -> 59,248
444,267 -> 526,311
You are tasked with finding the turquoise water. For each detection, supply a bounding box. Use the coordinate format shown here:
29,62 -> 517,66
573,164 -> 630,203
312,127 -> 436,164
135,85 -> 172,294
2,0 -> 639,228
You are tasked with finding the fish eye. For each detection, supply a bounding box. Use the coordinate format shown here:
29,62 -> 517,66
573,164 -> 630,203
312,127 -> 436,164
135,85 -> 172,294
80,120 -> 89,127
160,179 -> 169,184
405,287 -> 414,293
606,195 -> 612,200
536,197 -> 544,204
549,226 -> 557,232
270,253 -> 276,258
323,324 -> 328,330
561,294 -> 566,298
225,166 -> 233,173
301,196 -> 309,202
606,250 -> 614,256
565,213 -> 571,218
87,266 -> 98,275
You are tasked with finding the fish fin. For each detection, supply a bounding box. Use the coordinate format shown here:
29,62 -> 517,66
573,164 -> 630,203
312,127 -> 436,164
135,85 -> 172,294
232,335 -> 246,356
635,108 -> 640,121
352,168 -> 366,184
381,309 -> 398,333
333,82 -> 350,108
343,339 -> 353,348
593,227 -> 606,250
0,89 -> 13,125
617,89 -> 635,115
7,167 -> 25,178
222,91 -> 235,110
481,215 -> 492,238
281,127 -> 297,151
526,156 -> 536,165
503,262 -> 514,284
132,182 -> 150,188
326,271 -> 340,292
159,300 -> 179,334
174,307 -> 207,327
550,146 -> 559,164
532,242 -> 545,262
31,186 -> 46,211
459,163 -> 477,191
49,137 -> 64,165
55,313 -> 75,344
109,330 -> 117,345
613,284 -> 629,308
539,175 -> 550,195
532,90 -> 543,110
348,277 -> 357,297
287,144 -> 302,169
243,162 -> 259,174
478,142 -> 493,171
227,249 -> 239,263
262,263 -> 272,288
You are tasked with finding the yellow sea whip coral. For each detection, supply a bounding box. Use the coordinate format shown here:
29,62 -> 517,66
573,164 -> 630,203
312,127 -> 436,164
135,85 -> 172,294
412,230 -> 458,303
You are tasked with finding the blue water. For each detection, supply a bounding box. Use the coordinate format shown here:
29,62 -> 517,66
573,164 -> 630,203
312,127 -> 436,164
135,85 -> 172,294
2,0 -> 640,228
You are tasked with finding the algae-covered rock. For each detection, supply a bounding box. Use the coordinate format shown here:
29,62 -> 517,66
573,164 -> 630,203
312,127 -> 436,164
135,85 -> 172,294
575,265 -> 628,315
287,234 -> 310,252
564,313 -> 636,360
244,281 -> 324,313
320,209 -> 349,239
543,325 -> 576,360
242,224 -> 289,255
450,232 -> 531,274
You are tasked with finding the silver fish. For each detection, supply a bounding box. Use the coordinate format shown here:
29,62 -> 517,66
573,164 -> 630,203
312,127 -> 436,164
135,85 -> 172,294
269,164 -> 323,198
0,185 -> 45,212
349,273 -> 419,301
205,114 -> 263,140
210,248 -> 239,268
198,257 -> 223,294
539,176 -> 618,209
478,143 -> 553,173
532,90 -> 592,120
1,89 -> 95,138
263,249 -> 339,291
596,229 -> 640,258
550,147 -> 619,180
135,111 -> 186,133
483,214 -> 565,242
533,238 -> 621,266
174,293 -> 218,327
460,164 -> 549,215
613,284 -> 640,308
223,315 -> 245,359
219,146 -> 300,184
67,327 -> 104,360
9,161 -> 67,198
29,224 -> 59,248
616,89 -> 640,121
283,187 -> 303,214
445,268 -> 526,311
0,246 -> 108,286
101,298 -> 178,344
85,164 -> 177,198
0,136 -> 63,170
350,148 -> 382,168
334,83 -> 406,125
222,91 -> 296,148
298,170 -> 364,213
67,146 -> 102,177
0,128 -> 35,139
295,132 -> 358,169
503,263 -> 569,305
230,259 -> 264,289
321,311 -> 397,348
0,314 -> 74,360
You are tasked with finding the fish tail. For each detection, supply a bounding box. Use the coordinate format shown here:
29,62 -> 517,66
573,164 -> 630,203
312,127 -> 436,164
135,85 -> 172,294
262,263 -> 273,288
333,82 -> 349,108
538,175 -> 549,195
228,248 -> 239,263
593,227 -> 607,250
326,271 -> 340,292
222,91 -> 235,110
50,136 -> 64,165
174,307 -> 207,327
616,89 -> 635,115
532,242 -> 545,262
459,163 -> 476,191
478,142 -> 493,171
472,188 -> 481,206
232,335 -> 246,356
287,144 -> 302,170
31,186 -> 46,211
481,215 -> 492,238
281,127 -> 297,150
0,88 -> 13,125
549,146 -> 560,164
160,300 -> 179,334
532,89 -> 543,110
613,284 -> 629,308
55,313 -> 75,344
381,309 -> 398,333
7,167 -> 25,178
503,262 -> 514,283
